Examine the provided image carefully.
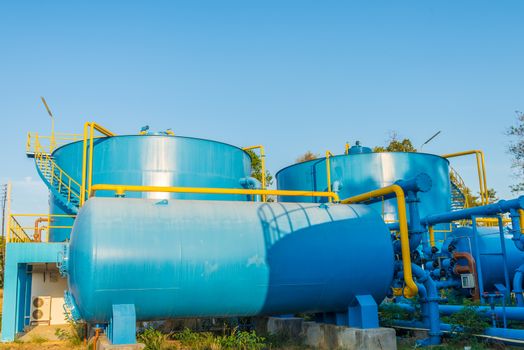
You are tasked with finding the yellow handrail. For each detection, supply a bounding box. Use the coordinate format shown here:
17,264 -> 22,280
325,151 -> 334,202
340,185 -> 418,298
242,145 -> 267,202
90,184 -> 340,202
8,216 -> 32,242
26,132 -> 83,155
442,150 -> 489,205
81,122 -> 116,205
7,213 -> 76,243
35,152 -> 83,205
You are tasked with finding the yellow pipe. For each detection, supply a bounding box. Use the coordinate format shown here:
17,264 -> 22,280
80,122 -> 89,205
442,150 -> 488,205
479,151 -> 488,203
90,184 -> 340,202
10,213 -> 75,218
429,226 -> 435,247
242,145 -> 266,202
340,184 -> 418,298
344,142 -> 350,155
325,151 -> 333,203
81,122 -> 116,205
520,209 -> 524,234
87,123 -> 95,199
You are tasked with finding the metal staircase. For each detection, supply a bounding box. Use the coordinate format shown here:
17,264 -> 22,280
449,166 -> 468,211
34,152 -> 81,214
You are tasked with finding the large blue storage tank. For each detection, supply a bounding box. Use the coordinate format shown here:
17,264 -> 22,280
63,197 -> 394,323
443,227 -> 523,292
49,135 -> 252,242
276,151 -> 451,227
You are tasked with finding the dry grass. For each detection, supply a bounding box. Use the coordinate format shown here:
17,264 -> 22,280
0,341 -> 84,350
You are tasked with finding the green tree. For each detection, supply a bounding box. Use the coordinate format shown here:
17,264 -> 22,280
507,111 -> 524,193
296,151 -> 318,163
373,133 -> 417,153
245,149 -> 273,187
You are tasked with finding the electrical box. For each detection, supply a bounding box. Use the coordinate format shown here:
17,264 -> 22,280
461,274 -> 475,289
30,296 -> 51,325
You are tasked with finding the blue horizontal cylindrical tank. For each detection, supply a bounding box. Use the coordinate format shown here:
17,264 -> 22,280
64,197 -> 394,323
276,150 -> 451,234
49,135 -> 252,241
442,227 -> 523,291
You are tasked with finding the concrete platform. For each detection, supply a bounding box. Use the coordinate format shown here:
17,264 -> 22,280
266,317 -> 396,350
18,324 -> 65,342
97,335 -> 145,350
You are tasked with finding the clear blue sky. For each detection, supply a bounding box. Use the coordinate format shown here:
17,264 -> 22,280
1,1 -> 523,213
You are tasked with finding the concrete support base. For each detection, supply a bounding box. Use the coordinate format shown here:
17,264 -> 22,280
97,335 -> 145,350
266,317 -> 396,350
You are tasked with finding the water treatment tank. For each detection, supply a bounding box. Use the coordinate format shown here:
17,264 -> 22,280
49,135 -> 252,241
63,197 -> 394,323
442,227 -> 523,292
276,150 -> 451,224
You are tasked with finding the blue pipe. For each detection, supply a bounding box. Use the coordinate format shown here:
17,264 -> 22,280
513,265 -> 524,307
439,305 -> 524,322
359,173 -> 432,205
397,303 -> 524,322
510,209 -> 524,251
423,196 -> 524,226
239,177 -> 261,189
411,264 -> 441,346
393,320 -> 524,344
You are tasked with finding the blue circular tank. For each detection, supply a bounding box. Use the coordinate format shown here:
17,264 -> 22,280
276,151 -> 451,226
49,135 -> 252,242
64,197 -> 394,323
443,227 -> 523,291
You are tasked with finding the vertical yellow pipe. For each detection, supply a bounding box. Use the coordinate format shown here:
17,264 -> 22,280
340,185 -> 418,297
87,123 -> 95,199
478,151 -> 488,204
474,152 -> 485,204
260,146 -> 266,202
80,123 -> 89,206
429,226 -> 435,247
325,151 -> 332,202
520,209 -> 524,234
345,142 -> 350,155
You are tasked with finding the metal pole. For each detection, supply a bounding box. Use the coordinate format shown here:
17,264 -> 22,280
498,215 -> 511,301
1,184 -> 6,238
471,216 -> 485,303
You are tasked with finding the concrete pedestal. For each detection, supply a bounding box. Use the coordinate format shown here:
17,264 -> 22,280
267,317 -> 396,350
97,335 -> 145,350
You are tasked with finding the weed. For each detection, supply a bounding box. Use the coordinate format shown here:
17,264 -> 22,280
55,320 -> 85,347
30,334 -> 48,344
138,327 -> 169,350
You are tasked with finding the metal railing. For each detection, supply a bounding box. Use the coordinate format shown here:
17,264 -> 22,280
26,132 -> 83,155
442,150 -> 489,205
35,151 -> 85,206
7,216 -> 32,242
6,214 -> 75,243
